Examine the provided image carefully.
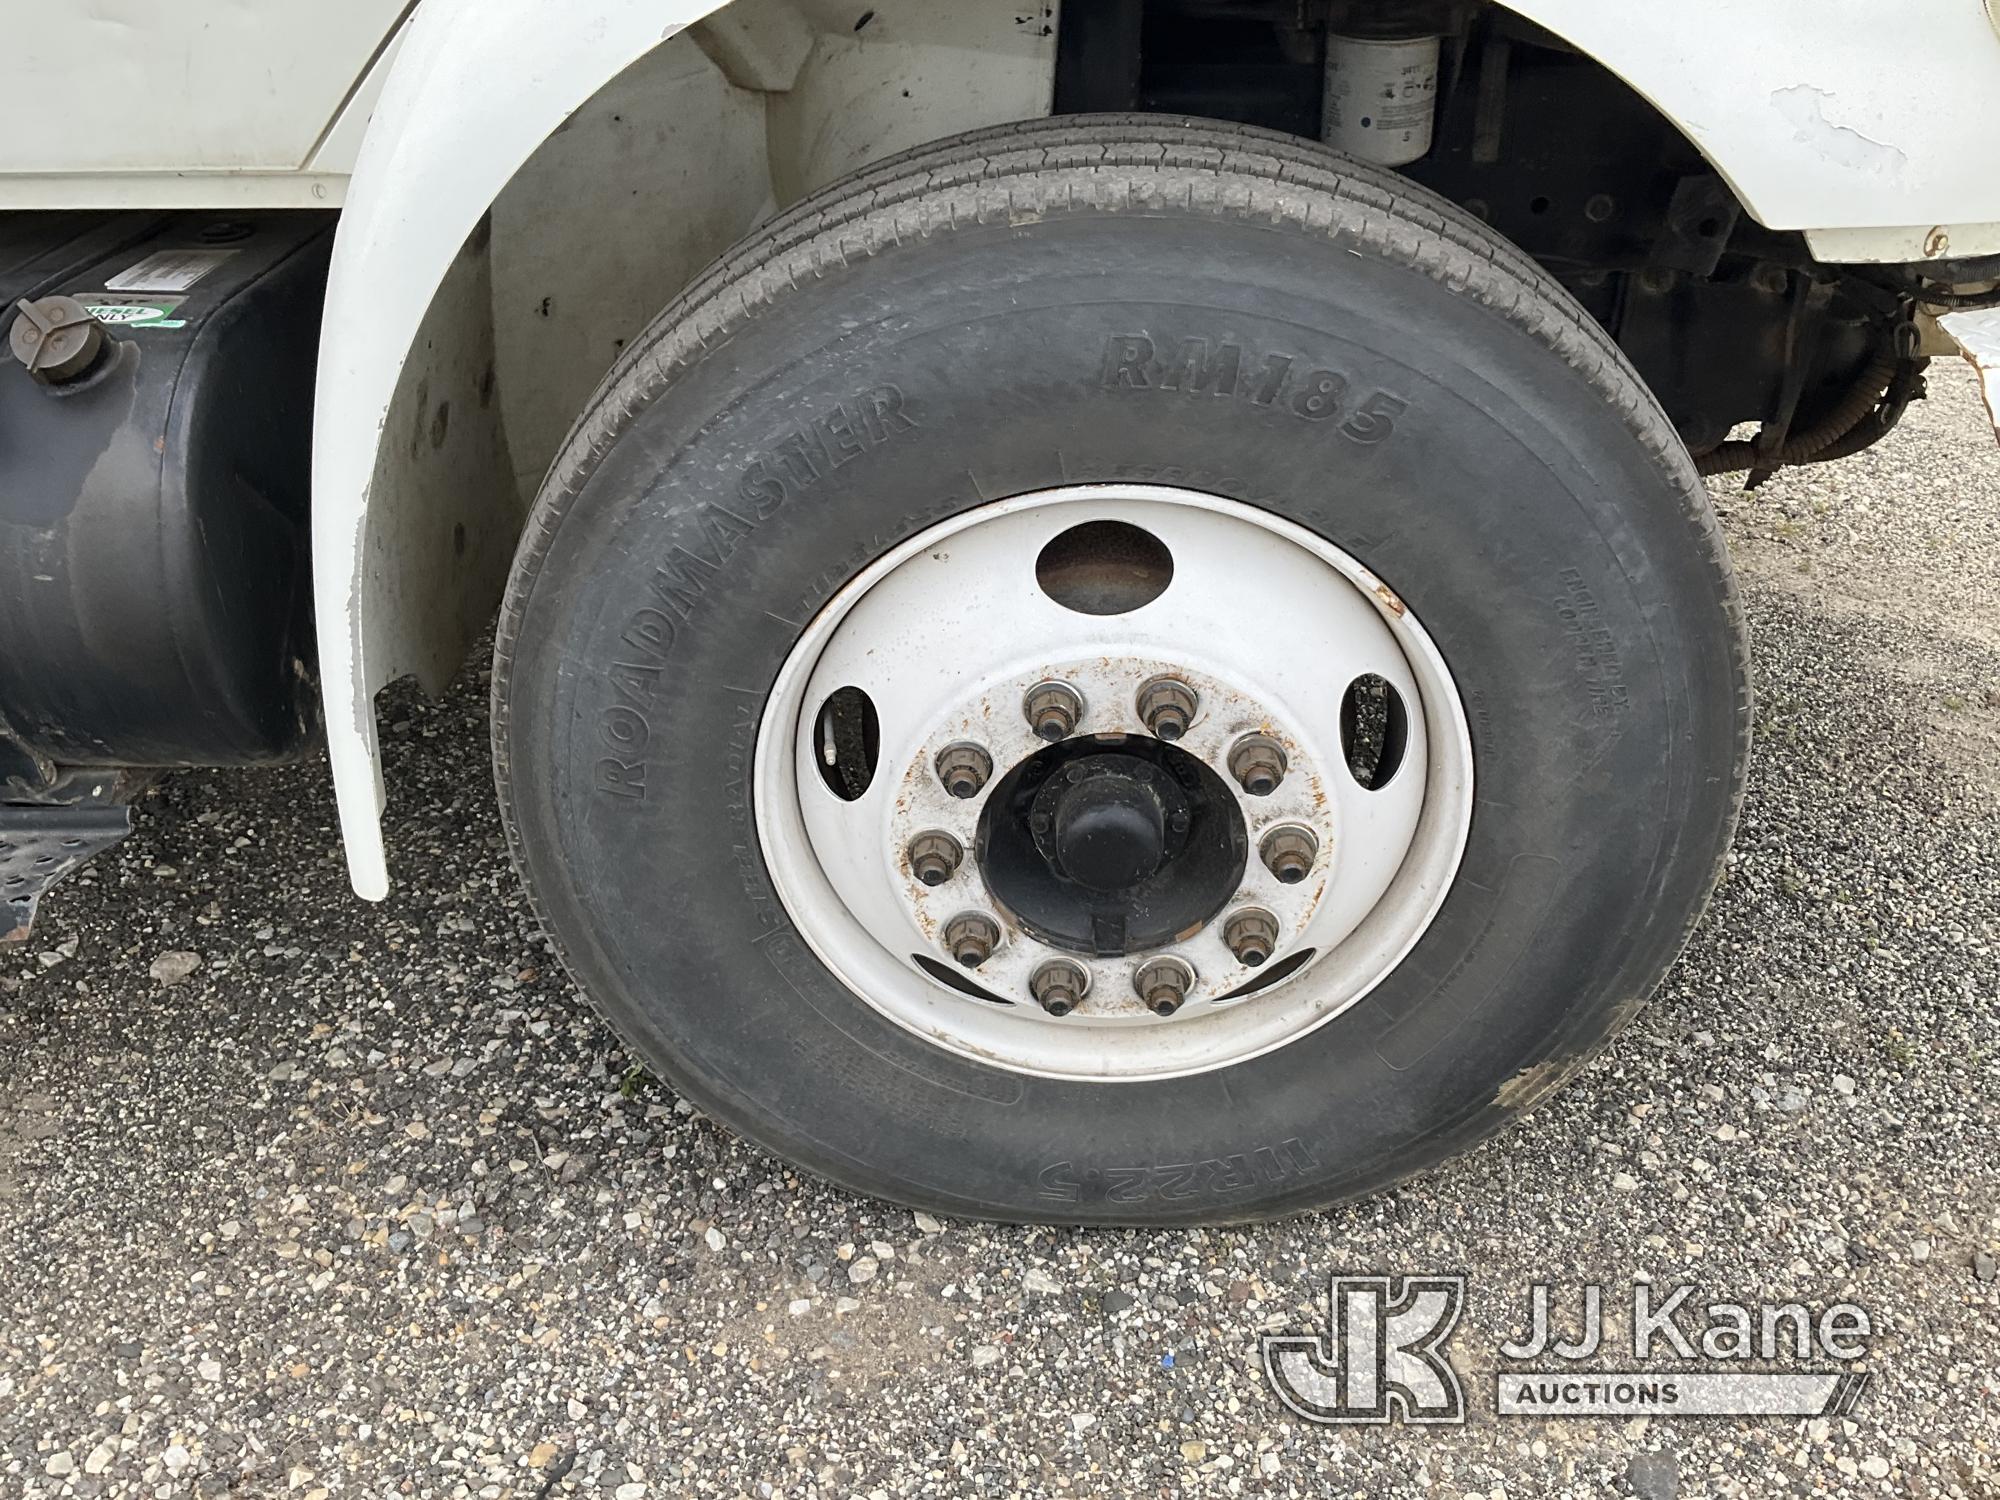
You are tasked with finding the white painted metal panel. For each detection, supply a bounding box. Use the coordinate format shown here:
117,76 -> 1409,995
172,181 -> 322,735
3,1 -> 1996,250
1499,0 -> 2000,253
0,0 -> 410,175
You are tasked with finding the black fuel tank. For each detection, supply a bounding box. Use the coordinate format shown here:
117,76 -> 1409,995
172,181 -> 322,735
0,211 -> 332,793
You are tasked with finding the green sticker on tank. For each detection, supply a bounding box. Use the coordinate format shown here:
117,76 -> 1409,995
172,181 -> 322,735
75,294 -> 188,330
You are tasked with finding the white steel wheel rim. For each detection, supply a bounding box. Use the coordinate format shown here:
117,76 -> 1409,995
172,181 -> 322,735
753,486 -> 1473,1082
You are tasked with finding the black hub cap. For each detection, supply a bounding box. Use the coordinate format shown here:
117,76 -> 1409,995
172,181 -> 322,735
1050,761 -> 1168,891
977,736 -> 1248,957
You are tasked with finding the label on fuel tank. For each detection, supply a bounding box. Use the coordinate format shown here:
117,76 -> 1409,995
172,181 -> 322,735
103,247 -> 237,293
74,295 -> 188,330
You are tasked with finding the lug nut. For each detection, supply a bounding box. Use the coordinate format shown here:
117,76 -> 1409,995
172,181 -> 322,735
1259,824 -> 1320,885
1228,733 -> 1288,796
942,912 -> 1001,968
1136,676 -> 1198,741
1030,959 -> 1089,1017
1224,908 -> 1281,968
1133,956 -> 1194,1017
935,742 -> 993,799
907,831 -> 964,887
1024,681 -> 1084,742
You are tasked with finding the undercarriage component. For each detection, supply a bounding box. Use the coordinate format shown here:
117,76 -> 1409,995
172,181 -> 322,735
1695,345 -> 1911,478
1,801 -> 131,942
1057,4 -> 1928,476
1323,24 -> 1440,167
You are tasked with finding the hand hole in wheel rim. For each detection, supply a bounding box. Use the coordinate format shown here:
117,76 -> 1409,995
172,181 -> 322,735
812,685 -> 879,800
912,953 -> 1012,1004
1341,673 -> 1409,790
1217,946 -> 1316,999
1035,518 -> 1174,615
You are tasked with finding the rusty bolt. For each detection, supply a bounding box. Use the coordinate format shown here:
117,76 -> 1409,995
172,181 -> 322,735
1030,959 -> 1089,1017
942,912 -> 1001,969
935,742 -> 993,800
1258,824 -> 1320,885
907,831 -> 963,887
1024,681 -> 1083,742
1136,676 -> 1198,742
1223,908 -> 1281,968
1133,956 -> 1194,1017
1228,734 -> 1288,797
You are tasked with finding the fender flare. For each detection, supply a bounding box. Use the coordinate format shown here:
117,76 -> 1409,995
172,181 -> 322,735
1491,0 -> 2000,256
314,0 -> 725,899
315,0 -> 2000,898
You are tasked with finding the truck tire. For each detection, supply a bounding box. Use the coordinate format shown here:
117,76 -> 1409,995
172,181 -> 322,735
493,116 -> 1749,1224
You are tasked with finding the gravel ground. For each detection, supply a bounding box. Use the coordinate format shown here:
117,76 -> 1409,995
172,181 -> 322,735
3,363 -> 1997,1500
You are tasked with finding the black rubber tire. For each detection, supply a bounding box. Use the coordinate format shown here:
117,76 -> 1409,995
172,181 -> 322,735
493,116 -> 1749,1225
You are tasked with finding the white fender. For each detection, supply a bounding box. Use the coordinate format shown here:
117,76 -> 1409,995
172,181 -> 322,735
314,0 -> 723,900
317,0 -> 2000,898
1499,0 -> 2000,259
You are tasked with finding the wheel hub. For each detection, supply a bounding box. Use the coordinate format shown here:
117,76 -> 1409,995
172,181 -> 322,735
983,737 -> 1246,957
1047,759 -> 1166,892
754,486 -> 1474,1081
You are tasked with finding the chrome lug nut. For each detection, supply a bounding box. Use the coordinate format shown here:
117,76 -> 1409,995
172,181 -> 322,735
935,742 -> 993,799
1030,959 -> 1089,1017
942,912 -> 1001,968
1258,824 -> 1320,885
1136,676 -> 1198,741
1228,733 -> 1288,796
1024,680 -> 1084,742
907,831 -> 964,887
1223,907 -> 1281,967
1133,956 -> 1194,1017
